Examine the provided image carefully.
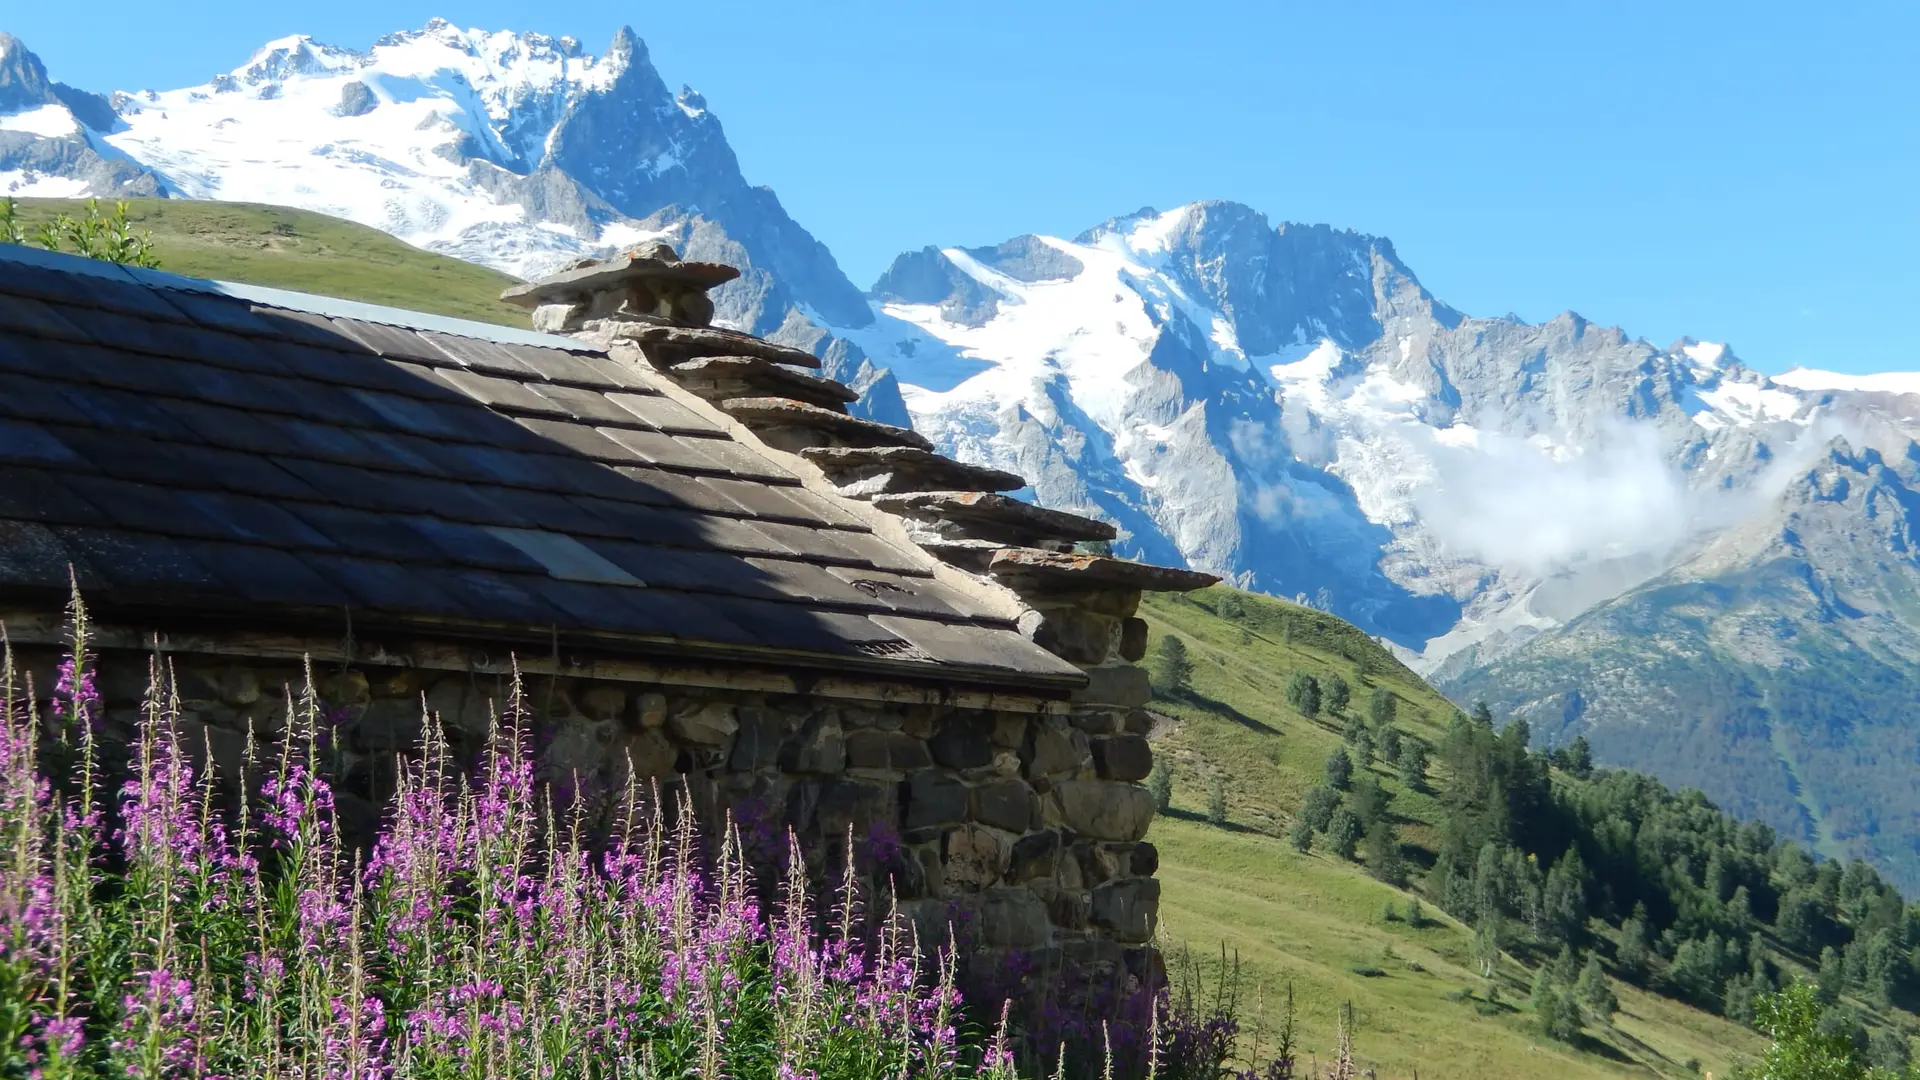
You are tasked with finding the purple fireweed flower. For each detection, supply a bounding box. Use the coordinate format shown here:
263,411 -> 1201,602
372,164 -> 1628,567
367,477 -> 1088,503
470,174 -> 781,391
0,872 -> 55,968
260,764 -> 335,848
49,655 -> 99,731
115,727 -> 207,868
110,967 -> 203,1077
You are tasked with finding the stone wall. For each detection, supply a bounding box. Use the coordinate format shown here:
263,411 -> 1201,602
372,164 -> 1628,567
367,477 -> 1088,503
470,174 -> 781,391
8,638 -> 1165,998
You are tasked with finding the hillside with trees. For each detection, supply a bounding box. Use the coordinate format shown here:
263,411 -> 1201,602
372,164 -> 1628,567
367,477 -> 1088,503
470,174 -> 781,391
1141,585 -> 1920,1078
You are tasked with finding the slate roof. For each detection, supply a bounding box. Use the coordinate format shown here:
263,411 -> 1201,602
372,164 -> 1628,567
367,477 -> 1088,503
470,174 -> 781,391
0,245 -> 1083,690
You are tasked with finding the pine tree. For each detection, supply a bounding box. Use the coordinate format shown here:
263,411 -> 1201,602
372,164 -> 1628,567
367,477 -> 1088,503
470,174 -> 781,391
1544,989 -> 1584,1042
1776,888 -> 1823,954
1577,954 -> 1618,1020
1350,728 -> 1375,768
1817,946 -> 1845,1005
1553,735 -> 1594,779
1473,914 -> 1505,978
1300,784 -> 1341,831
1326,673 -> 1351,714
1727,884 -> 1754,935
1286,671 -> 1322,718
1368,687 -> 1397,728
1379,726 -> 1402,765
1325,746 -> 1354,790
1618,907 -> 1652,983
1147,758 -> 1173,812
1207,775 -> 1228,826
1365,817 -> 1404,885
1470,842 -> 1509,924
1341,712 -> 1368,743
1725,972 -> 1760,1025
1397,738 -> 1429,791
1862,929 -> 1902,1009
1327,808 -> 1362,860
1552,945 -> 1579,988
1347,775 -> 1388,829
1405,896 -> 1426,928
1542,846 -> 1588,945
1289,815 -> 1314,853
1150,634 -> 1195,697
1530,965 -> 1557,1013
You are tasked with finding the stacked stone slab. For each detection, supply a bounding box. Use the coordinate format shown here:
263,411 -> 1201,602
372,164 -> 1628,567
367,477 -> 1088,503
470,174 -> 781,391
505,242 -> 1219,998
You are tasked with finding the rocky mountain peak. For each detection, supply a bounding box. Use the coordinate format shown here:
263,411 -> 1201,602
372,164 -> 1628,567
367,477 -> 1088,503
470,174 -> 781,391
0,31 -> 53,109
0,33 -> 117,134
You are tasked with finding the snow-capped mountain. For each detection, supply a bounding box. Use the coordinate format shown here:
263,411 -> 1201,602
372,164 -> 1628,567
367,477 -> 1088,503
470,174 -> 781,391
0,22 -> 909,422
842,200 -> 1920,884
839,202 -> 1866,659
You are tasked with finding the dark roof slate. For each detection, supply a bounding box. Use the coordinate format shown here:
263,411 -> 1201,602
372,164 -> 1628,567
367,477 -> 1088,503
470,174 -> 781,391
0,246 -> 1081,689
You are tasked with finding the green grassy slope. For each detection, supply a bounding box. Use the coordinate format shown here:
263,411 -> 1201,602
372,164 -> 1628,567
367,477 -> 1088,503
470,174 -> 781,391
10,198 -> 528,326
1140,588 -> 1773,1079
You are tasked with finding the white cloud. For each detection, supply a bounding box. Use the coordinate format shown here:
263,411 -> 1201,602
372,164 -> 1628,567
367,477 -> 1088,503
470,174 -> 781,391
1408,419 -> 1690,575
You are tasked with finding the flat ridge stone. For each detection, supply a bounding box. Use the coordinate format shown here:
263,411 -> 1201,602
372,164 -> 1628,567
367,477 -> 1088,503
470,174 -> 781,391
988,548 -> 1220,593
801,445 -> 1027,496
670,355 -> 858,410
610,323 -> 822,370
718,397 -> 934,452
501,253 -> 738,308
869,491 -> 1116,544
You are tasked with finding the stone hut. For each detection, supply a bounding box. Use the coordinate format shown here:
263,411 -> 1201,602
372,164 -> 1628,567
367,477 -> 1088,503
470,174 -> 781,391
0,240 -> 1215,996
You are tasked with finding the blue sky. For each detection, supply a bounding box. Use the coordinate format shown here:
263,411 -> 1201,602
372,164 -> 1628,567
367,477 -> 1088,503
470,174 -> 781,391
10,1 -> 1916,374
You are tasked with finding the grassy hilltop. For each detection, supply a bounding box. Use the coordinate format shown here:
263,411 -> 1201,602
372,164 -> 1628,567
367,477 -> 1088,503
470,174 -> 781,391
8,197 -> 527,326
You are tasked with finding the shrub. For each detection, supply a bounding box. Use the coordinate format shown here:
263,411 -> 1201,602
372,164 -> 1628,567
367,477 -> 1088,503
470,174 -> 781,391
1,195 -> 160,267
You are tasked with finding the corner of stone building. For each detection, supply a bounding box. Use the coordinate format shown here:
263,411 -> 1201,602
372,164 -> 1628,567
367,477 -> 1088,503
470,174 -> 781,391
502,243 -> 1223,1001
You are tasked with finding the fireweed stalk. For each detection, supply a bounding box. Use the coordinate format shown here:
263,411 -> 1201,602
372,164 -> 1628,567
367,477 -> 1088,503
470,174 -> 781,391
0,589 -> 1303,1080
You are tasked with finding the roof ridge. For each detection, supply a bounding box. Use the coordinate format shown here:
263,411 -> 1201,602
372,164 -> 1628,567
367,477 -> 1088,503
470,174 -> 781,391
513,246 -> 1218,684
